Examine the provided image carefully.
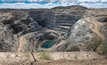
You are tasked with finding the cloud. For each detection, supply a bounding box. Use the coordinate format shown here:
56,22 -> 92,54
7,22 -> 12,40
0,2 -> 107,9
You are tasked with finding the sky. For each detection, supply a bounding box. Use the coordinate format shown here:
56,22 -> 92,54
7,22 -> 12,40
0,0 -> 107,9
0,0 -> 106,2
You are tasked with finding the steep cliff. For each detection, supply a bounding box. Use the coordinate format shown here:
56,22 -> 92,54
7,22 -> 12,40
0,6 -> 107,54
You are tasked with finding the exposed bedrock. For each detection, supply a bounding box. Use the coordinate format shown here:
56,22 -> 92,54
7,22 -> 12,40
0,6 -> 107,52
29,9 -> 84,35
97,17 -> 107,23
53,19 -> 94,52
18,30 -> 60,52
50,16 -> 106,52
0,12 -> 42,52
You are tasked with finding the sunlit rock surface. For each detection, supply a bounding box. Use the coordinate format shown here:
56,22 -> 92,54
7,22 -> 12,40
0,6 -> 107,52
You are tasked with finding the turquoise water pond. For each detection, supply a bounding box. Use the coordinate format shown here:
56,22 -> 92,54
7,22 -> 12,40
42,40 -> 55,48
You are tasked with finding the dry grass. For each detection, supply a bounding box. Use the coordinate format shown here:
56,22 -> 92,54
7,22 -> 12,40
38,52 -> 52,60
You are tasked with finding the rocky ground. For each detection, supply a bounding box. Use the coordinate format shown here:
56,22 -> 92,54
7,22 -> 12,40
0,6 -> 107,53
1,59 -> 107,65
0,5 -> 107,65
0,52 -> 106,65
0,6 -> 87,52
0,6 -> 107,52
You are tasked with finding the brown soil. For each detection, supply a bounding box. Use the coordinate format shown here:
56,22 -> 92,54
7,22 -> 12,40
1,59 -> 107,65
0,52 -> 106,65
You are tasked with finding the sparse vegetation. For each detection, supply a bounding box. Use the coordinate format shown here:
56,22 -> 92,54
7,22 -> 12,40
86,36 -> 102,51
24,52 -> 30,58
38,51 -> 52,60
102,40 -> 107,56
86,36 -> 107,57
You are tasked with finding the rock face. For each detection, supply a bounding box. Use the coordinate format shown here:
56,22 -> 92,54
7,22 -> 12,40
64,19 -> 93,51
0,12 -> 42,52
0,6 -> 107,52
97,17 -> 107,23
